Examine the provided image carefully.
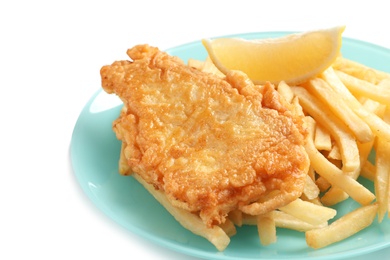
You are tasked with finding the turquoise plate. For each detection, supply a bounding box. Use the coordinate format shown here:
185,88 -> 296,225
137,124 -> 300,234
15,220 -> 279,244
70,32 -> 390,260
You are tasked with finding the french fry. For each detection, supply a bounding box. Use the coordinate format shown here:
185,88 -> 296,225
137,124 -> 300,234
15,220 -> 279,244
242,211 -> 327,232
328,144 -> 342,161
278,198 -> 336,226
307,165 -> 316,182
241,213 -> 257,225
119,142 -> 131,175
355,107 -> 390,141
322,142 -> 372,206
292,87 -> 360,173
132,174 -> 231,251
202,56 -> 225,77
219,218 -> 237,237
303,174 -> 320,200
277,80 -> 294,103
335,70 -> 390,106
321,67 -> 390,142
357,140 -> 375,167
322,139 -> 375,206
321,186 -> 349,206
303,116 -> 375,206
188,57 -> 225,77
275,210 -> 328,231
361,161 -> 376,181
291,95 -> 305,116
332,56 -> 390,84
228,209 -> 243,227
306,77 -> 373,143
356,98 -> 380,182
375,136 -> 390,222
379,78 -> 390,87
321,146 -> 363,206
316,176 -> 331,192
375,107 -> 390,222
257,212 -> 277,246
314,123 -> 332,151
301,196 -> 324,206
305,203 -> 378,249
385,108 -> 390,218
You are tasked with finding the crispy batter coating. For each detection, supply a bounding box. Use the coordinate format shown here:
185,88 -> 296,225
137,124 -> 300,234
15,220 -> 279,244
101,45 -> 309,227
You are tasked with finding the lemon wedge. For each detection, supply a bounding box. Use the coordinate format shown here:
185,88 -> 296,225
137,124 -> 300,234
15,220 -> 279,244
202,26 -> 345,85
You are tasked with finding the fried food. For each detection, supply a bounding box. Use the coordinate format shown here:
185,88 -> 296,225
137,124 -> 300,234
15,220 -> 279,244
100,44 -> 310,228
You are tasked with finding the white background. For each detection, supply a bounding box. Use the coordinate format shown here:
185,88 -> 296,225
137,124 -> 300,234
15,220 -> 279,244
1,0 -> 390,259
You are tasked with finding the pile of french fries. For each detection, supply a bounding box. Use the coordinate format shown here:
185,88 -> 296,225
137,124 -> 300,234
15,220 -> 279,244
189,55 -> 390,250
122,54 -> 390,251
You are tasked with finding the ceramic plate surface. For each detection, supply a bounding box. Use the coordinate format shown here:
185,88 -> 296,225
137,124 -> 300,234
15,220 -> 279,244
71,32 -> 390,260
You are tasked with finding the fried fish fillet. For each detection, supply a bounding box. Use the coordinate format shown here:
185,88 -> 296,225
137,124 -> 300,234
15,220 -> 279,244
101,44 -> 310,227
